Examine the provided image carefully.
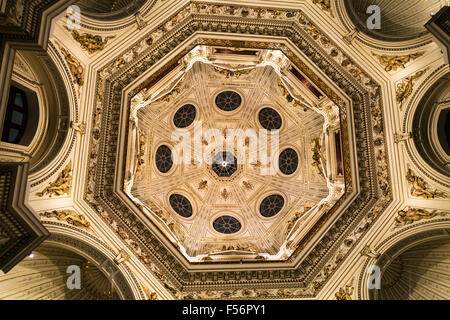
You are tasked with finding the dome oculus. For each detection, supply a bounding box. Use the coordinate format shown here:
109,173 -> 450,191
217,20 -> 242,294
258,107 -> 282,130
279,148 -> 299,175
211,151 -> 238,177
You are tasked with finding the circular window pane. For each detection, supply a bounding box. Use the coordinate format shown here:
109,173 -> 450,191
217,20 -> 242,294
155,145 -> 173,173
215,91 -> 242,111
279,148 -> 299,175
211,151 -> 238,177
258,107 -> 282,130
259,194 -> 284,217
173,104 -> 196,128
213,215 -> 242,234
169,194 -> 193,217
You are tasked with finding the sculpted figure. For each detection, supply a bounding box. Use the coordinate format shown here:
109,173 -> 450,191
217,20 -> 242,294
395,208 -> 439,227
60,47 -> 84,86
36,162 -> 72,197
406,165 -> 445,199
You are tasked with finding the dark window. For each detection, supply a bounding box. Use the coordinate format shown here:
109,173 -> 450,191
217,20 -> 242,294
258,107 -> 282,130
279,148 -> 299,175
213,215 -> 241,234
259,194 -> 284,217
173,104 -> 196,128
289,66 -> 323,99
437,108 -> 450,156
335,131 -> 344,175
155,145 -> 173,173
2,86 -> 28,144
215,91 -> 242,111
169,194 -> 193,217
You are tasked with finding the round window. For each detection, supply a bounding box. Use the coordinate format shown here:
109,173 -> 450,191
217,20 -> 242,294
213,215 -> 242,234
215,91 -> 242,111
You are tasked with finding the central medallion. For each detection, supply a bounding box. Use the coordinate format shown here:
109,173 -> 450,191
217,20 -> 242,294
211,151 -> 237,177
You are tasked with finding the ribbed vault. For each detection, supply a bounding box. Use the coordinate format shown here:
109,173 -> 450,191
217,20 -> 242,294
344,0 -> 446,41
0,243 -> 119,300
75,0 -> 147,20
379,238 -> 450,300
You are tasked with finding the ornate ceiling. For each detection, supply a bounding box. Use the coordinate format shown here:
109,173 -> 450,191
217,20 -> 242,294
1,0 -> 449,301
83,2 -> 391,298
124,46 -> 344,262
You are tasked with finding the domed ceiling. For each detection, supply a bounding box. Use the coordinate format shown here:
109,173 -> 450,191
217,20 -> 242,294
124,46 -> 344,262
344,0 -> 446,41
2,0 -> 450,303
79,2 -> 392,298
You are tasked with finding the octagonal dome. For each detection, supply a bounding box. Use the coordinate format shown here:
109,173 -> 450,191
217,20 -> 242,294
124,46 -> 344,262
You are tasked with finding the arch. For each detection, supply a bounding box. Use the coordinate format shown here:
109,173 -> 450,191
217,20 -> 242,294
403,67 -> 450,188
41,221 -> 144,300
1,47 -> 77,187
411,72 -> 450,177
75,0 -> 147,21
358,222 -> 450,300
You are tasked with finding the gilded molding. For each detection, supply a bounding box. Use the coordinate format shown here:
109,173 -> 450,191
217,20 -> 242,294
69,29 -> 115,54
311,0 -> 331,12
58,46 -> 84,86
335,279 -> 354,300
213,66 -> 251,79
142,285 -> 158,300
198,180 -> 208,190
372,52 -> 425,72
396,69 -> 427,108
312,138 -> 325,177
